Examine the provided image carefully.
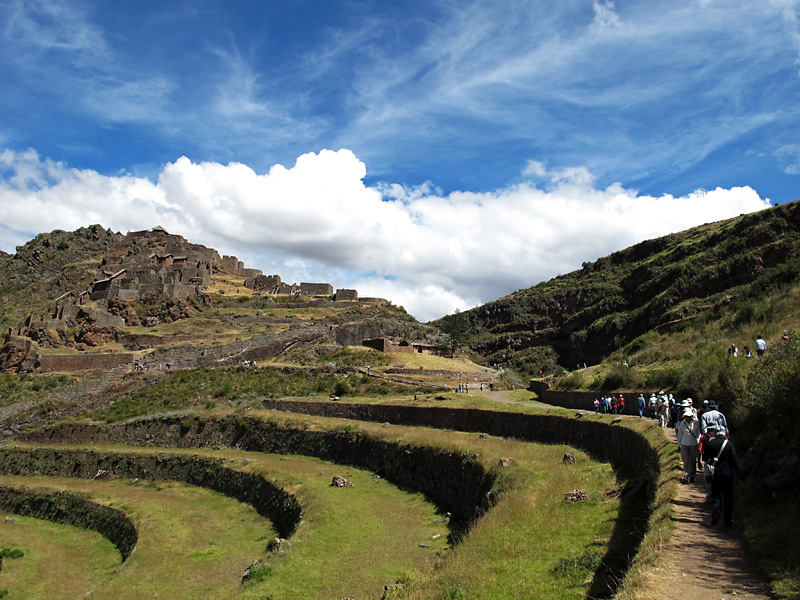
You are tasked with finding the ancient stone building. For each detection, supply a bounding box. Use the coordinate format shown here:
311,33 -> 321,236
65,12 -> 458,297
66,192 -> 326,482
363,338 -> 445,356
244,275 -> 335,297
243,274 -> 299,294
300,283 -> 333,296
334,289 -> 358,301
89,227 -> 258,301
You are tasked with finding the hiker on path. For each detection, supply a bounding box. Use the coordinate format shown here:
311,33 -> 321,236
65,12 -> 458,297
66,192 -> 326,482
755,335 -> 767,361
679,398 -> 697,419
700,400 -> 729,437
637,393 -> 646,417
698,423 -> 718,503
702,426 -> 744,526
668,394 -> 677,427
676,408 -> 701,483
658,394 -> 670,428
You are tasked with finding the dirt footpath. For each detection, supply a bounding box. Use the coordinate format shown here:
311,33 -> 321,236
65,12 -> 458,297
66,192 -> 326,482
640,428 -> 771,600
482,393 -> 772,598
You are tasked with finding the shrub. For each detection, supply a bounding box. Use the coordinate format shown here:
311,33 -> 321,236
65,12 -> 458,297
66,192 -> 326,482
556,371 -> 584,391
600,365 -> 644,391
333,381 -> 351,397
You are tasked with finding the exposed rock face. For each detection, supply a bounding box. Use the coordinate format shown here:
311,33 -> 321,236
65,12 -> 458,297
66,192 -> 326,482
0,335 -> 38,372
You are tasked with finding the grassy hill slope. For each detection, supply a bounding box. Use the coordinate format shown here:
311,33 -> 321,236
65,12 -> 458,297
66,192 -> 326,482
438,199 -> 800,381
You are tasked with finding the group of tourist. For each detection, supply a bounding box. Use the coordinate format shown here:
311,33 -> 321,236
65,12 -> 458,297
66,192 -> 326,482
593,395 -> 627,414
594,389 -> 743,526
726,334 -> 770,360
676,399 -> 743,525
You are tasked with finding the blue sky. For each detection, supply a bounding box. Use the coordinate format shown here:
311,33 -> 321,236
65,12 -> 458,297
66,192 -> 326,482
1,0 -> 798,320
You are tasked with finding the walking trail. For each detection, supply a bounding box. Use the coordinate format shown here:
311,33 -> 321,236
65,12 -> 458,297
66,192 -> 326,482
486,391 -> 771,599
639,427 -> 770,600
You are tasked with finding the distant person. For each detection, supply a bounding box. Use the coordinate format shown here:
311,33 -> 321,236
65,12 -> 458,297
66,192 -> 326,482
637,393 -> 646,417
728,343 -> 738,357
698,422 -> 718,503
702,427 -> 743,525
648,393 -> 658,418
755,335 -> 767,361
658,395 -> 669,428
700,400 -> 729,437
594,398 -> 600,413
743,346 -> 752,358
676,408 -> 701,483
668,394 -> 677,427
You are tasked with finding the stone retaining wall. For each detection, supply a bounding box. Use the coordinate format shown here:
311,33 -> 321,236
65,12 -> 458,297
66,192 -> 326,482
259,401 -> 659,489
0,447 -> 301,539
384,368 -> 490,379
529,380 -> 645,416
28,416 -> 495,526
38,353 -> 135,372
0,483 -> 138,561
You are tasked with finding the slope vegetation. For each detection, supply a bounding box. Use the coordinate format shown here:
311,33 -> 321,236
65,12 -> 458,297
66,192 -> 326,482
439,200 -> 800,377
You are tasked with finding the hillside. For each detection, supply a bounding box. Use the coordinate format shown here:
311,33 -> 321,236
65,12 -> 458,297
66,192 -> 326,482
1,216 -> 800,598
439,199 -> 800,379
0,226 -> 445,374
0,225 -> 123,332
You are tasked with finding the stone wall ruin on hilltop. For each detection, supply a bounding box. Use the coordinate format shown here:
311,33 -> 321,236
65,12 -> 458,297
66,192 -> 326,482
243,273 -> 348,299
89,227 -> 231,301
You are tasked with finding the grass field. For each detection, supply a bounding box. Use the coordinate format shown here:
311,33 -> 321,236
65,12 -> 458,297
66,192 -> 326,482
0,442 -> 452,599
1,400 -> 635,600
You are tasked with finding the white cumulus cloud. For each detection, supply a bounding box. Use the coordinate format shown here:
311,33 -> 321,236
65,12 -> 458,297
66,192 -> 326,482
0,148 -> 772,321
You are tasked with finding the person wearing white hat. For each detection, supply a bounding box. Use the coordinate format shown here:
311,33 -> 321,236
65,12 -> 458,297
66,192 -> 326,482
680,398 -> 697,418
676,408 -> 701,483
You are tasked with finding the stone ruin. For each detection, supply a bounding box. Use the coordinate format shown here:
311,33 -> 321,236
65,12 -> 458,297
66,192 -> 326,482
243,273 -> 355,300
89,226 -> 261,301
2,226 -> 381,372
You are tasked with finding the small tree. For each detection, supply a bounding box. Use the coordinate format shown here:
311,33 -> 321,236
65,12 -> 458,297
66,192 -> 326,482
438,309 -> 470,357
333,380 -> 351,397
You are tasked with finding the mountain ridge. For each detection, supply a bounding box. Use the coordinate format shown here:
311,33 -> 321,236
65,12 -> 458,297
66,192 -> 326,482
438,199 -> 800,377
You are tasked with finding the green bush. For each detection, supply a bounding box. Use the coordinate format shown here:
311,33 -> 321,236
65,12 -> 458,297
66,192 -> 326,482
556,371 -> 584,391
644,367 -> 682,390
732,334 -> 800,598
242,563 -> 273,586
600,365 -> 644,391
